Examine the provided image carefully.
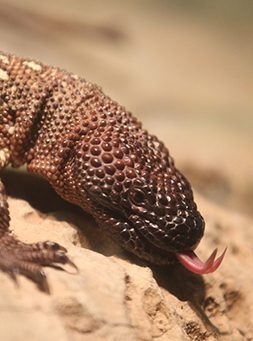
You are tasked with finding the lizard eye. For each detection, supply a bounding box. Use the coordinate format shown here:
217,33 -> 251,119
130,188 -> 145,206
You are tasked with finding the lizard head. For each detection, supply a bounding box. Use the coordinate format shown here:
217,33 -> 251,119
71,110 -> 226,274
121,173 -> 226,274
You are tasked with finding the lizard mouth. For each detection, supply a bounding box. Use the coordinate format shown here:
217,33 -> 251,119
88,195 -> 226,275
126,219 -> 227,274
125,213 -> 227,275
136,228 -> 226,274
127,215 -> 226,274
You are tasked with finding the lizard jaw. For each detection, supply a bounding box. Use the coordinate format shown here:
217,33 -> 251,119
175,247 -> 227,274
89,199 -> 226,274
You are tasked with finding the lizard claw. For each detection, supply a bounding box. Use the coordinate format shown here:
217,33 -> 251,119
0,233 -> 77,293
66,258 -> 79,272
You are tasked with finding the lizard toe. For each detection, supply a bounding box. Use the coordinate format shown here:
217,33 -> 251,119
0,232 -> 76,292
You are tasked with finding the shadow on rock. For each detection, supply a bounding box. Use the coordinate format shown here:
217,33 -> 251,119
151,263 -> 225,336
151,263 -> 205,302
2,167 -> 76,213
2,167 -> 124,258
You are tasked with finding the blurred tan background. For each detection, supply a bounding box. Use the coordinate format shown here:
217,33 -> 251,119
0,0 -> 252,217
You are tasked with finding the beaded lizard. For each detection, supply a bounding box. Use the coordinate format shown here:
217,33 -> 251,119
0,52 -> 226,291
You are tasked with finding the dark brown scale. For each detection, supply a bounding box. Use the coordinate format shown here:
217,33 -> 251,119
90,146 -> 101,156
114,149 -> 123,159
90,157 -> 101,168
102,152 -> 113,163
126,169 -> 137,179
102,142 -> 112,151
104,165 -> 116,175
96,169 -> 105,179
105,176 -> 114,185
115,171 -> 125,182
115,160 -> 125,171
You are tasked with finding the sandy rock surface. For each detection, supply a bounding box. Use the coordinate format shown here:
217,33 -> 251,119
1,169 -> 252,341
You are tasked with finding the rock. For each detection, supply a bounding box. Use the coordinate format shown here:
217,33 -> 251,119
0,169 -> 253,340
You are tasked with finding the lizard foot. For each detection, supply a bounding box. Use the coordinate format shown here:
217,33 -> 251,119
0,233 -> 77,293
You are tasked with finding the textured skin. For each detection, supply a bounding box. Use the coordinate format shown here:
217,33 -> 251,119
0,51 -> 204,290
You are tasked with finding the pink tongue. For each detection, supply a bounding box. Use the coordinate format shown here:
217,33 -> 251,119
175,248 -> 227,274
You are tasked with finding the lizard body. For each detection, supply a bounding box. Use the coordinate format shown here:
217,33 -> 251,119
0,52 -> 225,291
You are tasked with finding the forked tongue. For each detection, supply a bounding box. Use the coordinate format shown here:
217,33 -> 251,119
175,248 -> 227,274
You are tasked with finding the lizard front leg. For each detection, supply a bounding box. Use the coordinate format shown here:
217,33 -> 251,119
0,175 -> 75,293
0,52 -> 77,292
